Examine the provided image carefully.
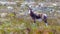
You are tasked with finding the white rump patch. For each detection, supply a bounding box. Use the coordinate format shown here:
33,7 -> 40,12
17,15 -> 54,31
42,14 -> 47,19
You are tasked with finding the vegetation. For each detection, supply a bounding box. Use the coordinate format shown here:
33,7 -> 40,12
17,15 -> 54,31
0,14 -> 60,34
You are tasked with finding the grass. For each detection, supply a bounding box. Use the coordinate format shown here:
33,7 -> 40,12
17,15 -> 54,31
0,6 -> 6,9
0,16 -> 60,34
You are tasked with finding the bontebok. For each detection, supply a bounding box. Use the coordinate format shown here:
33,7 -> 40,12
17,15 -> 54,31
28,7 -> 48,26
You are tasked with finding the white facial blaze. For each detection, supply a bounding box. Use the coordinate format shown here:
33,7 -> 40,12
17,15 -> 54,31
28,10 -> 30,14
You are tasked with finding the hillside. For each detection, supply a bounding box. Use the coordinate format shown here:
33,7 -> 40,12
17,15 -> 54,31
0,0 -> 60,34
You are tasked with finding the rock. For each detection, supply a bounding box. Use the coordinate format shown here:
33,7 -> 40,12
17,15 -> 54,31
0,13 -> 8,18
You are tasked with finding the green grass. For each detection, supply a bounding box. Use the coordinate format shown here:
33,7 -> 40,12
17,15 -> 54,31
0,6 -> 6,9
0,16 -> 60,34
